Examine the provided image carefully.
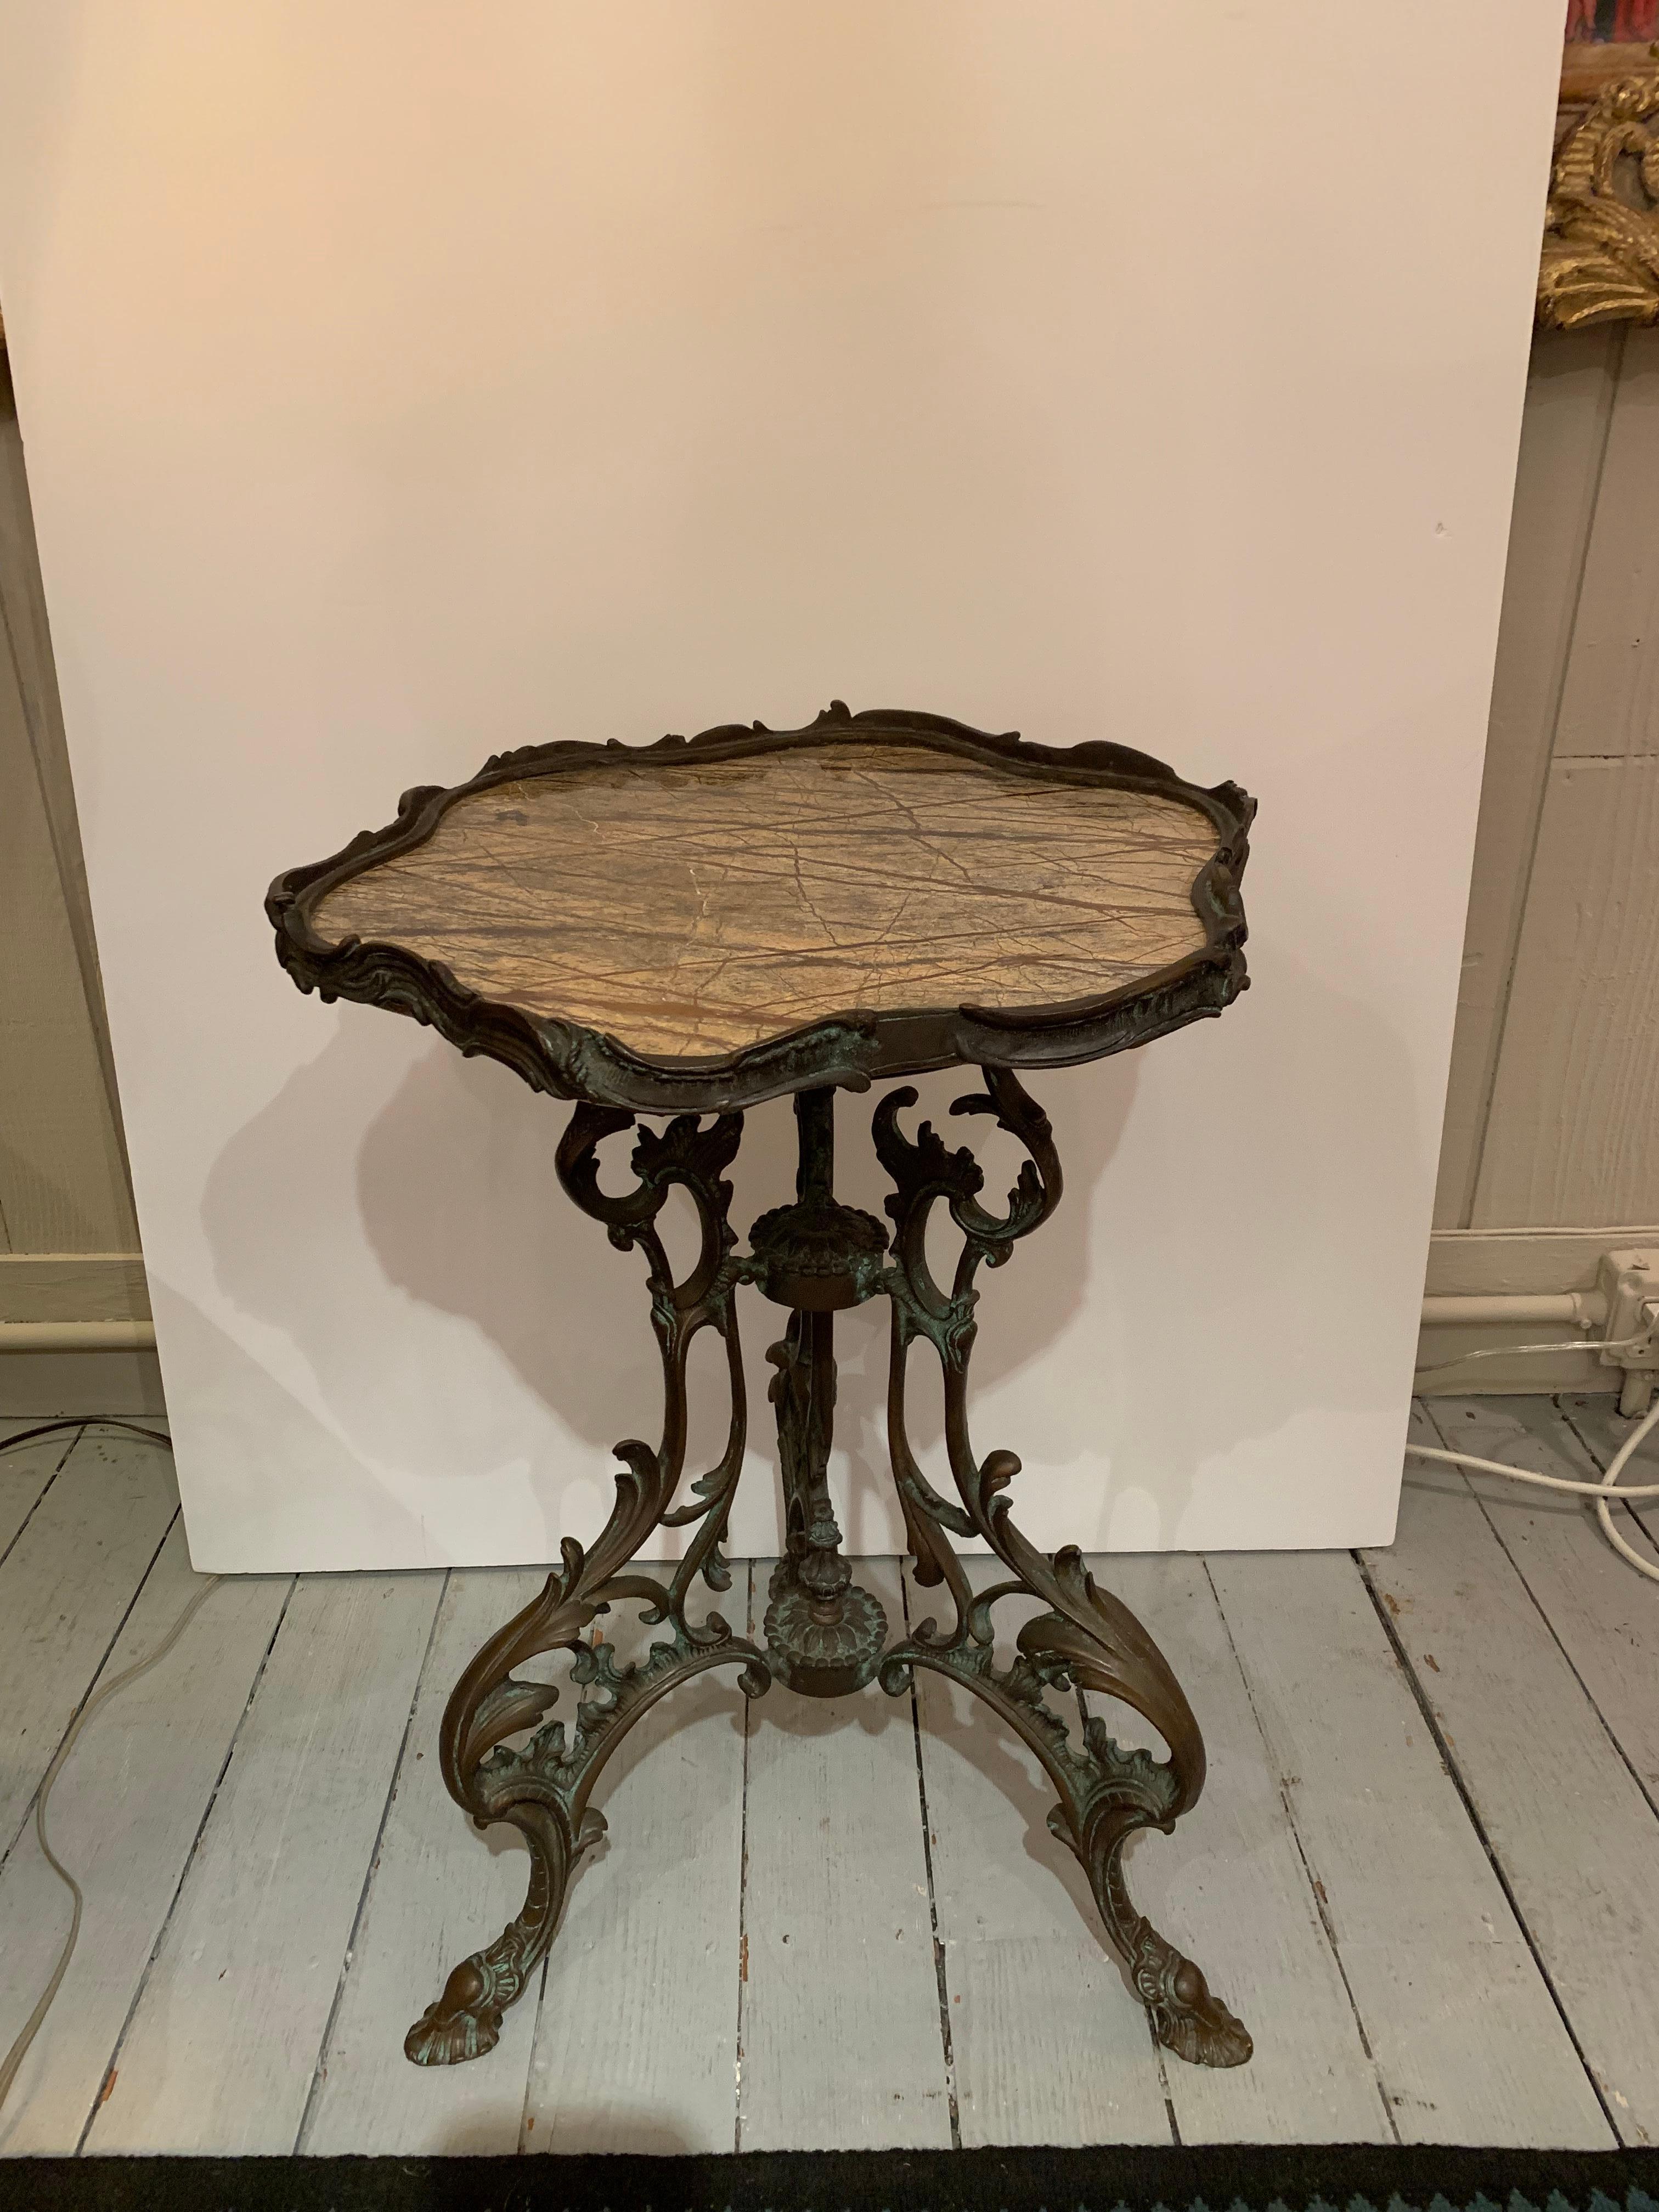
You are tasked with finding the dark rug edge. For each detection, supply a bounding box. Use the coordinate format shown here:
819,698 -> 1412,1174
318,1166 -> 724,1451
1,2142 -> 1656,2212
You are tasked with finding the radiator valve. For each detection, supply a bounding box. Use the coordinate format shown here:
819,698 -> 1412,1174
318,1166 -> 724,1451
1596,1249 -> 1659,1418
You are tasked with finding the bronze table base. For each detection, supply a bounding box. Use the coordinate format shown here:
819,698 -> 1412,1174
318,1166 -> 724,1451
403,1073 -> 1252,2075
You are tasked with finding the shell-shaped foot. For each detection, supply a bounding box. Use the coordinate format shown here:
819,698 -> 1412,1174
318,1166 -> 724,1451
404,1957 -> 503,2067
1147,1951 -> 1253,2069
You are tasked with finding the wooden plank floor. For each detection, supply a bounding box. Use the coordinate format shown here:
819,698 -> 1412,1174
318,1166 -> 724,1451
1,1399 -> 1656,2158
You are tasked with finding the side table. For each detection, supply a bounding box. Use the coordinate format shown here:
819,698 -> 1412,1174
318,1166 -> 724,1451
267,702 -> 1256,2073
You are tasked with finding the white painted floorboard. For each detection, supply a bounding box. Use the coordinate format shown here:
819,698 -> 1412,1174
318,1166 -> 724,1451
84,1571 -> 444,2155
736,1558 -> 952,2153
0,1427 -> 177,1861
301,1568 -> 545,2158
1,1397 -> 1652,2158
903,1557 -> 1169,2149
0,1525 -> 289,2154
522,1562 -> 752,2158
1108,1556 -> 1394,2147
1551,1395 -> 1659,1795
1206,1544 -> 1612,2147
1377,1402 -> 1659,2145
0,1418 -> 77,1560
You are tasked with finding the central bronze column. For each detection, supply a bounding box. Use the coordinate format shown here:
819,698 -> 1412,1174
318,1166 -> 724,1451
749,1086 -> 890,1695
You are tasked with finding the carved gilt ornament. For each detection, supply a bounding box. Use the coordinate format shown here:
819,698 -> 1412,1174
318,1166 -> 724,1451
1542,48 -> 1659,329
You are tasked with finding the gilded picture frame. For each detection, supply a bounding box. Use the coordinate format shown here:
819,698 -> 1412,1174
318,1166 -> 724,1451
1544,10 -> 1659,325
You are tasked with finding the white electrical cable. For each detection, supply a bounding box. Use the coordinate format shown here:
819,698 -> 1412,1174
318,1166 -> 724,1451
1406,1392 -> 1659,1586
1406,1432 -> 1659,1498
1414,1330 -> 1649,1382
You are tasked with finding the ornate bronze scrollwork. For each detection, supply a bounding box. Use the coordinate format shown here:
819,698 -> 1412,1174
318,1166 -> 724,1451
873,1071 -> 1252,2070
408,1074 -> 1250,2072
752,1088 -> 891,1696
405,1107 -> 770,2065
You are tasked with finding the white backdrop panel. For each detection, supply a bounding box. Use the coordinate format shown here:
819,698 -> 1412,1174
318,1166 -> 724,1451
0,2 -> 1561,1570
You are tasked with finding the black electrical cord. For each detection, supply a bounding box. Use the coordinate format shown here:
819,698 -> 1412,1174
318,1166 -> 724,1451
1,1415 -> 172,1456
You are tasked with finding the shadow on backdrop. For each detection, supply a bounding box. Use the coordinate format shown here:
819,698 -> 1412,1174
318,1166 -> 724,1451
199,1010 -> 1131,1556
906,939 -> 1429,1552
198,934 -> 1419,1563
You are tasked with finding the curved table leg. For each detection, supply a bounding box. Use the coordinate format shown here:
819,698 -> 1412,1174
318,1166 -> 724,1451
405,1581 -> 768,2064
883,1548 -> 1251,2069
873,1072 -> 1252,2070
405,1105 -> 771,2066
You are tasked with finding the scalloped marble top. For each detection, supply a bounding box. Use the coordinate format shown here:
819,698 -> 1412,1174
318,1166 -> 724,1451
313,741 -> 1217,1060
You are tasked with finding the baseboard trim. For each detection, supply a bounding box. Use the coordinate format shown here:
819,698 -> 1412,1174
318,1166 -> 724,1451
1426,1226 -> 1659,1297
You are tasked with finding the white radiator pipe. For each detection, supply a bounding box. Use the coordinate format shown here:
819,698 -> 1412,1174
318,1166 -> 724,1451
1419,1290 -> 1606,1331
0,1320 -> 156,1352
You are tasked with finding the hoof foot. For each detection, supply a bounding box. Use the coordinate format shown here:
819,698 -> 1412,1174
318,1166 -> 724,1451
404,1957 -> 502,2067
1148,1953 -> 1253,2069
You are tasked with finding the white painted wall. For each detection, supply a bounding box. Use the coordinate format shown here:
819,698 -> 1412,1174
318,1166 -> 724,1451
0,2 -> 1562,1572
